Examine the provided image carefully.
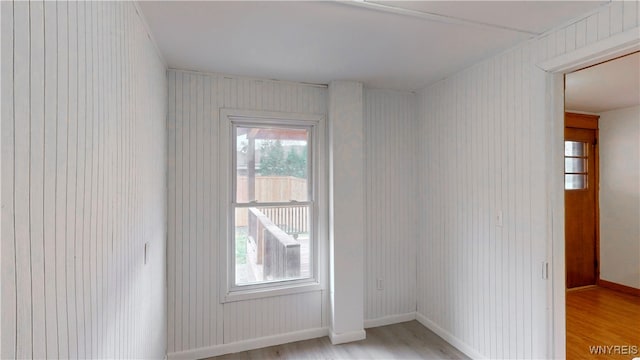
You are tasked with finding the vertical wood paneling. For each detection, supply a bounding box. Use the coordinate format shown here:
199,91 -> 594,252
30,1 -> 47,357
576,19 -> 587,49
167,70 -> 177,354
195,75 -> 204,349
66,2 -> 79,355
88,4 -> 98,356
610,1 -> 623,35
222,292 -> 322,344
174,70 -> 183,352
55,1 -> 70,356
75,3 -> 87,357
202,74 -> 212,348
43,2 -> 58,357
585,14 -> 599,45
415,3 -> 638,359
14,2 -> 33,356
1,1 -> 167,358
622,0 -> 638,31
0,1 -> 16,358
539,1 -> 640,62
167,70 -> 327,354
3,1 -> 632,358
417,53 -> 545,359
597,7 -> 610,40
188,73 -> 197,351
95,3 -> 104,355
212,75 -> 225,348
363,89 -> 417,322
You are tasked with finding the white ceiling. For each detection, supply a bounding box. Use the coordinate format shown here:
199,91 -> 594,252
139,1 -> 607,91
566,52 -> 640,113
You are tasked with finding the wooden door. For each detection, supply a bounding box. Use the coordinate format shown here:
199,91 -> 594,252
565,126 -> 598,288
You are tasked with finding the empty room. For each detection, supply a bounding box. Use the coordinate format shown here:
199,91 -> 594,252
1,1 -> 639,359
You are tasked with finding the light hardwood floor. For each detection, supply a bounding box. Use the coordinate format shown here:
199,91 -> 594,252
208,321 -> 469,359
566,286 -> 640,360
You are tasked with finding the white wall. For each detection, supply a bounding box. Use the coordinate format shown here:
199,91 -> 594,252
1,1 -> 167,359
415,1 -> 639,359
599,105 -> 640,289
363,89 -> 417,323
166,70 -> 328,357
417,47 -> 548,359
328,81 -> 365,343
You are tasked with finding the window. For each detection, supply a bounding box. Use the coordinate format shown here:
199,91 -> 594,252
220,110 -> 323,301
564,141 -> 588,190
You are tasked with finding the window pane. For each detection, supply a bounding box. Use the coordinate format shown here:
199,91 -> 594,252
235,205 -> 311,286
565,174 -> 587,190
236,126 -> 309,203
564,141 -> 587,157
565,158 -> 586,173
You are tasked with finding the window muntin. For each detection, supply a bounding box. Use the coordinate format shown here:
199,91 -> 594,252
231,123 -> 314,288
564,140 -> 588,190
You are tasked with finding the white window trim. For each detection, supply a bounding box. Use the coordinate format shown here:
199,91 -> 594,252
219,109 -> 326,303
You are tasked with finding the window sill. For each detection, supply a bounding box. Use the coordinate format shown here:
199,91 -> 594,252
222,280 -> 322,303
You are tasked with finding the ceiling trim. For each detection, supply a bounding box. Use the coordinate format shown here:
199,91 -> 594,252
338,0 -> 540,36
167,68 -> 329,88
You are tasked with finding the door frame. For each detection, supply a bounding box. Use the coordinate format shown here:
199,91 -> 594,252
538,29 -> 639,359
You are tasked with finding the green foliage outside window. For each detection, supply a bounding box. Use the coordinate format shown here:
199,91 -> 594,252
259,140 -> 307,179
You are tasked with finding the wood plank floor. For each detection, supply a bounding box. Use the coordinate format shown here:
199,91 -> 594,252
566,286 -> 640,360
208,321 -> 469,359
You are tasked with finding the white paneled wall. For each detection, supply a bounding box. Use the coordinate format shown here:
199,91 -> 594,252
598,105 -> 640,289
363,89 -> 417,322
0,1 -> 167,359
417,47 -> 547,359
223,292 -> 323,343
167,70 -> 328,355
415,2 -> 639,359
537,1 -> 638,59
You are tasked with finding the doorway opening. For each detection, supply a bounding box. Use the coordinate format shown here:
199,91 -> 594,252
563,52 -> 640,359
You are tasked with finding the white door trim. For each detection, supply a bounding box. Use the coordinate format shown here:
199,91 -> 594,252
538,28 -> 640,73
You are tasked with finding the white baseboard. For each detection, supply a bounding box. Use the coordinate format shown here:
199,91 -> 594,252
329,329 -> 366,345
415,312 -> 486,360
364,312 -> 416,328
167,313 -> 482,359
167,327 -> 329,360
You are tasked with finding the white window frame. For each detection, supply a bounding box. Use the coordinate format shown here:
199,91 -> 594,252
219,109 -> 325,303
